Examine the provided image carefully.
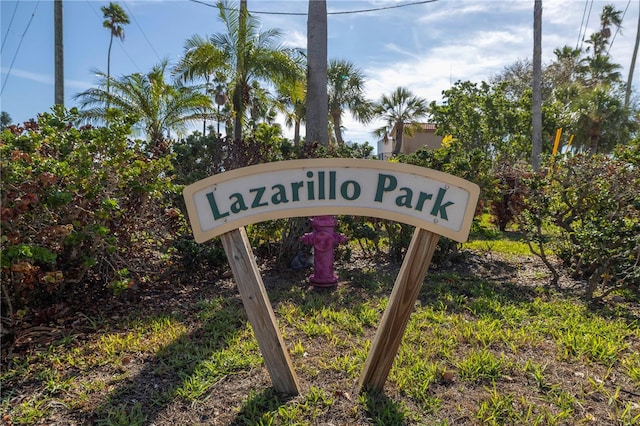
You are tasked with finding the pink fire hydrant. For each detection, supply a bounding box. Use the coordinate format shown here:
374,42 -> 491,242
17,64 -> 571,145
301,215 -> 347,288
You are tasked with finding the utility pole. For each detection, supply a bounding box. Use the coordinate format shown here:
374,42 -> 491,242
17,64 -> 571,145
54,0 -> 64,105
626,10 -> 639,108
531,0 -> 542,171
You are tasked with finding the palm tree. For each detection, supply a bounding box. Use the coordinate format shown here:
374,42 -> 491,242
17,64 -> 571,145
327,59 -> 372,146
597,5 -> 623,48
549,46 -> 584,88
306,0 -> 328,147
571,84 -> 627,154
372,87 -> 429,156
173,36 -> 231,137
0,111 -> 11,130
581,5 -> 622,88
275,64 -> 306,145
174,34 -> 231,84
246,80 -> 279,133
75,59 -> 212,154
578,5 -> 624,153
101,2 -> 130,96
175,0 -> 300,143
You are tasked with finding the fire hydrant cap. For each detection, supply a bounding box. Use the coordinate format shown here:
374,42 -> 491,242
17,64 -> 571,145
311,215 -> 337,227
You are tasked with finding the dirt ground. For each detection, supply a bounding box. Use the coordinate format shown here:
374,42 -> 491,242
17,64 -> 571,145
2,249 -> 639,425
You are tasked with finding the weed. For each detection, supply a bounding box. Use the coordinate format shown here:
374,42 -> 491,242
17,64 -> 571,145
616,401 -> 640,426
275,386 -> 334,423
556,328 -> 627,367
9,397 -> 50,425
476,386 -> 547,425
622,353 -> 640,386
328,352 -> 363,379
522,359 -> 548,390
359,390 -> 414,425
174,326 -> 261,401
95,402 -> 147,426
235,388 -> 281,424
291,339 -> 306,357
456,349 -> 506,382
463,238 -> 532,258
543,384 -> 576,416
277,301 -> 301,324
296,318 -> 334,339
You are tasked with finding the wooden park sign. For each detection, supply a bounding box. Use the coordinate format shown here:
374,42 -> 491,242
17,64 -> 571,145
183,158 -> 479,395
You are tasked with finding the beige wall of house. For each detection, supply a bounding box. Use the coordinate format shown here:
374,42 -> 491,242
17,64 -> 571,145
377,123 -> 443,160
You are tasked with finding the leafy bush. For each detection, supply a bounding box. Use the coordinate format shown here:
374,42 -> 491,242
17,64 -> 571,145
170,134 -> 323,267
489,162 -> 532,231
519,144 -> 640,299
395,144 -> 491,264
171,132 -> 226,185
1,107 -> 177,315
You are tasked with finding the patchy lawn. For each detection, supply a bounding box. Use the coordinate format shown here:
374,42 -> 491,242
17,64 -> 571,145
2,247 -> 639,425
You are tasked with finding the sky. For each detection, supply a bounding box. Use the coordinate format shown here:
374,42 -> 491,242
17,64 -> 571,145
1,0 -> 638,147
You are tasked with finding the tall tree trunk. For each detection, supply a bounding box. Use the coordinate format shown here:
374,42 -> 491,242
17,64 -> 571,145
294,119 -> 301,145
332,110 -> 344,145
589,120 -> 601,154
531,0 -> 543,171
392,123 -> 404,156
626,11 -> 640,108
233,82 -> 243,142
106,34 -> 114,113
107,35 -> 113,96
233,0 -> 248,142
306,0 -> 328,147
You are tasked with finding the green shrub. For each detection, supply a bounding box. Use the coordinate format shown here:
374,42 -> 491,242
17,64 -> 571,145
519,144 -> 640,299
1,106 -> 177,314
396,144 -> 491,264
489,162 -> 532,231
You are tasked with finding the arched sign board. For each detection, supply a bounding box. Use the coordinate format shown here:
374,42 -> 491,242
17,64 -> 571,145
183,159 -> 479,395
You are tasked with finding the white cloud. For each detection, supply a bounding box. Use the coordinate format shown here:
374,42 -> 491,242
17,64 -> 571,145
1,68 -> 52,85
383,42 -> 422,60
1,67 -> 92,90
282,29 -> 306,49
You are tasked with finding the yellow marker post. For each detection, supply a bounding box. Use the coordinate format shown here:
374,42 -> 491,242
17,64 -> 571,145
549,128 -> 562,176
552,128 -> 562,156
561,134 -> 575,155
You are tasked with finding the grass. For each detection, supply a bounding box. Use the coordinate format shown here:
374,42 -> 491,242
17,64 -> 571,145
463,214 -> 535,258
2,225 -> 639,425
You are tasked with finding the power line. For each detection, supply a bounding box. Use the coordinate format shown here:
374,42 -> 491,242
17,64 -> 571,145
608,0 -> 631,54
578,0 -> 594,51
122,1 -> 162,62
117,38 -> 142,73
1,1 -> 20,54
576,0 -> 589,50
187,0 -> 438,16
329,0 -> 438,15
1,1 -> 40,95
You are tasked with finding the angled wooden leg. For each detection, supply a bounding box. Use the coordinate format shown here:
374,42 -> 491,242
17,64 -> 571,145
220,227 -> 301,395
358,227 -> 440,392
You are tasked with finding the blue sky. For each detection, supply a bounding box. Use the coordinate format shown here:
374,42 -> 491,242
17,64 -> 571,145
1,0 -> 638,145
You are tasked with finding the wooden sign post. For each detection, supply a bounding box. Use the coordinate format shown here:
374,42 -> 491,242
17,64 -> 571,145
183,159 -> 479,395
219,227 -> 301,395
358,227 -> 439,391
